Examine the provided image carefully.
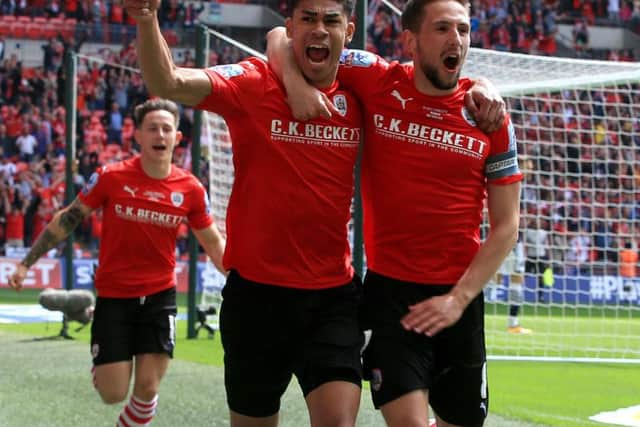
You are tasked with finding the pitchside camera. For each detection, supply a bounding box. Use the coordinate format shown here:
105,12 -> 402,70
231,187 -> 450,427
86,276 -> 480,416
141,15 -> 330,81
38,289 -> 95,339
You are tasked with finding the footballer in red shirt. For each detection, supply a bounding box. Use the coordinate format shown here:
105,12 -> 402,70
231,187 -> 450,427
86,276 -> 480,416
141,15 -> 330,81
128,0 -> 365,424
9,99 -> 226,427
269,0 -> 522,425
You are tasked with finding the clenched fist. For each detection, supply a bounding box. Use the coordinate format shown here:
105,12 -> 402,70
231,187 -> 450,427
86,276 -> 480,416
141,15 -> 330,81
123,0 -> 161,23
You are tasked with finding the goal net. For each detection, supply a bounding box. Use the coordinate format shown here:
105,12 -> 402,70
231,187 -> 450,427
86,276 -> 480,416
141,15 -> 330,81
464,50 -> 640,363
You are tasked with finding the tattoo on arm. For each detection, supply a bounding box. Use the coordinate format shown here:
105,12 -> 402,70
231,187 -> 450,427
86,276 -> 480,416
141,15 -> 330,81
59,206 -> 85,234
22,229 -> 58,268
22,205 -> 86,269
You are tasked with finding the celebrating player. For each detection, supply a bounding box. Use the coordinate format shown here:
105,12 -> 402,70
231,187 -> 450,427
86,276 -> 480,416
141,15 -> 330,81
267,0 -> 522,425
125,0 -> 365,425
8,98 -> 226,426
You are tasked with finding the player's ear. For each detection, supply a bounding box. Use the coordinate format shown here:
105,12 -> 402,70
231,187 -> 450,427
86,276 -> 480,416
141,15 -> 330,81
344,20 -> 355,46
175,131 -> 183,143
402,29 -> 416,58
285,17 -> 293,38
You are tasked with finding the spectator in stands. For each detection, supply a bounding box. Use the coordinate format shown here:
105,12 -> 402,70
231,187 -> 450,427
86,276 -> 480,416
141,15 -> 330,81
107,101 -> 123,145
0,123 -> 13,157
609,0 -> 621,22
525,216 -> 552,302
4,189 -> 26,249
566,226 -> 591,275
619,240 -> 638,277
15,123 -> 37,162
572,17 -> 589,56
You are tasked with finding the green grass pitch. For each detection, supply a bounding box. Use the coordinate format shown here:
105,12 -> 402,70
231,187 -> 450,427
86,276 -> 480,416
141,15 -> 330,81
1,289 -> 638,426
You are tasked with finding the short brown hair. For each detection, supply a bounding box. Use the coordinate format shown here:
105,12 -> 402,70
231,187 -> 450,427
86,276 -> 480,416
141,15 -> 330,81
133,98 -> 180,129
401,0 -> 469,32
286,0 -> 355,18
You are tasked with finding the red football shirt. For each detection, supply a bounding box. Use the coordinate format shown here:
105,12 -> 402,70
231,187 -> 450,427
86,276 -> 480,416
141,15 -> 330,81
197,58 -> 362,289
338,51 -> 523,284
78,157 -> 213,297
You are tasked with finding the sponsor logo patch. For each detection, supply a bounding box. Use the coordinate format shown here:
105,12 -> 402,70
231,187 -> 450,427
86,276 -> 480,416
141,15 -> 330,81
83,172 -> 100,195
340,50 -> 376,67
210,64 -> 244,79
507,122 -> 517,151
144,191 -> 165,202
203,190 -> 212,216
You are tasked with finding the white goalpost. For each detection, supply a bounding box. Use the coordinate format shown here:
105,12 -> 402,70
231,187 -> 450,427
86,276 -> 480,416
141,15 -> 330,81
200,30 -> 640,363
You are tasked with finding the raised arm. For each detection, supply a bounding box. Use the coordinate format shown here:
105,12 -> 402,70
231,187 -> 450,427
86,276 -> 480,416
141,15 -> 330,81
401,182 -> 520,336
266,26 -> 339,120
192,224 -> 226,276
8,198 -> 94,291
124,0 -> 211,106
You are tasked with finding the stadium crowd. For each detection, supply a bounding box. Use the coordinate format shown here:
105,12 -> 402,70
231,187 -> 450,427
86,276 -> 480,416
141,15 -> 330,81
0,1 -> 639,275
367,0 -> 640,61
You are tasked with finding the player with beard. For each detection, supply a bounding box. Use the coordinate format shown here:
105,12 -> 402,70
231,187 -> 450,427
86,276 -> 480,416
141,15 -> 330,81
9,99 -> 226,427
267,0 -> 522,425
125,0 -> 365,425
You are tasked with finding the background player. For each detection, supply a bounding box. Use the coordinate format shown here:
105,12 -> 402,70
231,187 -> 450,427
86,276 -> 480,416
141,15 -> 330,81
494,235 -> 532,334
8,98 -> 226,427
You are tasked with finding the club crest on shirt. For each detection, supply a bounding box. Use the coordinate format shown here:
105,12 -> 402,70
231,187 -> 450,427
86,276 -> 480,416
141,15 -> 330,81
210,64 -> 244,80
461,107 -> 477,127
171,192 -> 184,207
333,95 -> 347,116
82,172 -> 99,195
460,107 -> 478,127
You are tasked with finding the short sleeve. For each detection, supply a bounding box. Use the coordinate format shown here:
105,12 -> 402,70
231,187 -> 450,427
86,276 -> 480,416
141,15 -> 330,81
187,180 -> 214,230
337,49 -> 390,100
195,57 -> 268,117
485,115 -> 523,185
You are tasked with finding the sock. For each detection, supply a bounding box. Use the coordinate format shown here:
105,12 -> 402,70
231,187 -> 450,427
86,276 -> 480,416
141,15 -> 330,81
508,315 -> 520,328
117,394 -> 158,427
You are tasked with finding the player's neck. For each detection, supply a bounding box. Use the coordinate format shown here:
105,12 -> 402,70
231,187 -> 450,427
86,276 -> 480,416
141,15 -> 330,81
414,72 -> 457,97
140,157 -> 172,180
306,70 -> 338,90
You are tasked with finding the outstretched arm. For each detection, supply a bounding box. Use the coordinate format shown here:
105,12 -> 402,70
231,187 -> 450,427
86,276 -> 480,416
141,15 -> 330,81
8,198 -> 93,291
192,224 -> 226,276
266,26 -> 339,120
401,181 -> 521,336
124,0 -> 212,106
